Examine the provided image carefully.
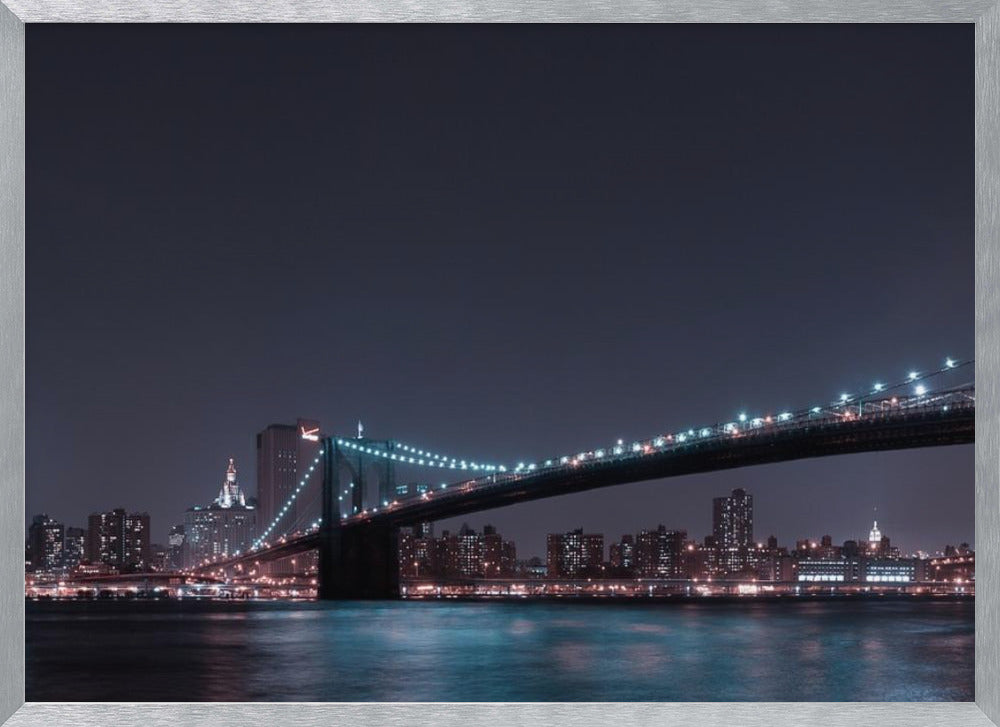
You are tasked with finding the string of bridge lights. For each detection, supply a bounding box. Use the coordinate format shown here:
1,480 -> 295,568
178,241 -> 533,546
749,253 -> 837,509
333,437 -> 507,473
251,452 -> 324,550
255,356 -> 970,536
341,357 -> 971,478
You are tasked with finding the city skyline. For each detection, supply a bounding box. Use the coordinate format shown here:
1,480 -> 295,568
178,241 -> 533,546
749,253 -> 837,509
26,24 -> 973,558
26,453 -> 972,569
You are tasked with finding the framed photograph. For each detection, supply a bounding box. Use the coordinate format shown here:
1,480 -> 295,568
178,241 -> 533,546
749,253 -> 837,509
1,2 -> 998,726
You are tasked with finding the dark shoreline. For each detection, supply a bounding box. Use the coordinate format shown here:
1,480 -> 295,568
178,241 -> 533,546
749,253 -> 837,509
26,591 -> 974,607
400,592 -> 974,605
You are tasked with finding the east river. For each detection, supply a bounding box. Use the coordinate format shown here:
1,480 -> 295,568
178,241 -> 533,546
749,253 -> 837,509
26,597 -> 973,701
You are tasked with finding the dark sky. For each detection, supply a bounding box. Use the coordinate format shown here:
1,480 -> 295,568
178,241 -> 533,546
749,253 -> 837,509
26,24 -> 974,558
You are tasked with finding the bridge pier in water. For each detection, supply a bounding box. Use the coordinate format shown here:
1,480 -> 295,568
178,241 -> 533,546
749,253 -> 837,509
319,437 -> 400,599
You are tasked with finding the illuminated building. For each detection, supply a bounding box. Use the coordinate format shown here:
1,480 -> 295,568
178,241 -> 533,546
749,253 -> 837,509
28,514 -> 63,573
635,525 -> 686,578
457,523 -> 482,576
755,552 -> 795,582
62,526 -> 86,571
547,529 -> 604,578
928,551 -> 974,583
256,419 -> 320,574
609,534 -> 635,575
86,509 -> 150,572
796,558 -> 862,583
868,519 -> 882,545
255,418 -> 321,541
399,528 -> 437,577
149,543 -> 170,571
681,540 -> 711,580
795,557 -> 925,584
862,559 -> 923,583
123,512 -> 151,570
167,524 -> 185,571
713,488 -> 753,574
481,524 -> 513,577
216,457 -> 246,508
400,523 -> 514,578
518,556 -> 547,578
182,458 -> 256,569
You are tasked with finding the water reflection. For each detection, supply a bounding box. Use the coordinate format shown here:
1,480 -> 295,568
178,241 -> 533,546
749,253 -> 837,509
27,599 -> 973,702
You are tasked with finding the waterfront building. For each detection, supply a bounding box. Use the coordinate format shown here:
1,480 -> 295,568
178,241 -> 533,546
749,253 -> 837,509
755,552 -> 796,582
635,525 -> 686,578
713,488 -> 753,574
482,524 -> 515,577
862,558 -> 922,583
457,523 -> 482,576
62,526 -> 86,571
609,534 -> 635,575
399,528 -> 437,578
796,557 -> 924,584
149,543 -> 170,572
681,541 -> 712,580
27,514 -> 63,573
400,523 -> 515,578
517,556 -> 547,579
796,558 -> 862,583
86,509 -> 150,572
547,529 -> 604,578
928,551 -> 974,583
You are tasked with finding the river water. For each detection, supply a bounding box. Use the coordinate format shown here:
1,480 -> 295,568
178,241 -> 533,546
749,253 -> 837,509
26,597 -> 973,701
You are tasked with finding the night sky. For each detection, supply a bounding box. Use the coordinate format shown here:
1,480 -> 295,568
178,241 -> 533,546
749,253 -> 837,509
26,24 -> 973,557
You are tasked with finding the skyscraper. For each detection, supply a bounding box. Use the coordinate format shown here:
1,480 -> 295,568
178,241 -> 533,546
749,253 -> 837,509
28,514 -> 63,573
86,509 -> 150,572
400,524 -> 515,579
546,529 -> 604,578
216,457 -> 246,508
182,458 -> 256,569
635,525 -> 686,578
167,524 -> 186,571
609,534 -> 635,575
62,526 -> 86,571
713,488 -> 754,548
713,488 -> 754,575
256,418 -> 321,534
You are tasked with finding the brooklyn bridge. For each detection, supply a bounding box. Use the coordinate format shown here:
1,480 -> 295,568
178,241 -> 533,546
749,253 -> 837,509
192,359 -> 974,598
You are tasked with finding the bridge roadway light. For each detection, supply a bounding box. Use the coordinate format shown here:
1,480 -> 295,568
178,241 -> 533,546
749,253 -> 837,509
909,371 -> 919,381
915,384 -> 927,396
946,358 -> 956,368
738,413 -> 747,422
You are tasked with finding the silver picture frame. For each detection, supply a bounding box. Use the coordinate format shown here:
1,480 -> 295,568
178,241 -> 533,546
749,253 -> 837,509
0,2 -> 997,725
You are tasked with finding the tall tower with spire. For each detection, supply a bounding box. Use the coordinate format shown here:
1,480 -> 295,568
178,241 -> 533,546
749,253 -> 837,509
182,457 -> 255,569
868,519 -> 882,545
215,457 -> 246,509
868,506 -> 882,548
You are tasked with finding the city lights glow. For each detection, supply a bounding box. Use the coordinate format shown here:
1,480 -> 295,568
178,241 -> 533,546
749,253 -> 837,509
231,356 -> 972,565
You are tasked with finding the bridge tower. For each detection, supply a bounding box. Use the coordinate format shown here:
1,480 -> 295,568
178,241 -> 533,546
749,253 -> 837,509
319,436 -> 401,599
